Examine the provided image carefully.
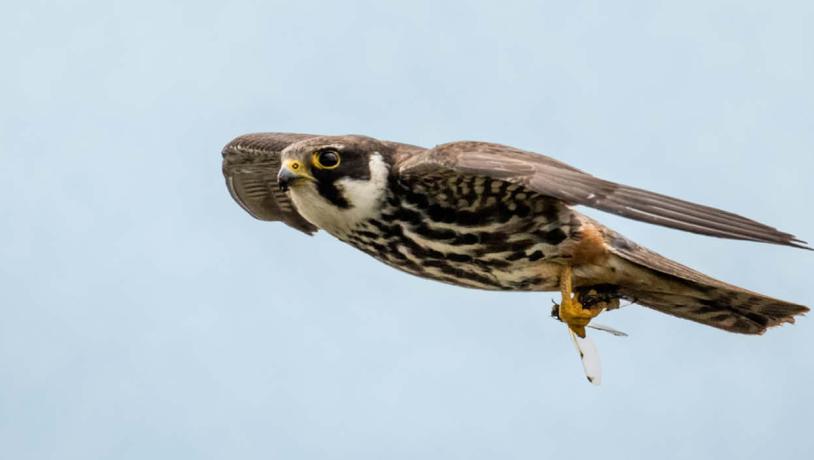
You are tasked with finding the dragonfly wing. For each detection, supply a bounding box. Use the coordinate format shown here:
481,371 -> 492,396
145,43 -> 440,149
587,323 -> 629,337
569,329 -> 602,385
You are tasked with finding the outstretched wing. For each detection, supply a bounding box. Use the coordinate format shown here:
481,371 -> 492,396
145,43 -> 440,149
396,141 -> 809,249
222,133 -> 319,235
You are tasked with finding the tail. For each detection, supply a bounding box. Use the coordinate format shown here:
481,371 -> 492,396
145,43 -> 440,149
603,232 -> 809,335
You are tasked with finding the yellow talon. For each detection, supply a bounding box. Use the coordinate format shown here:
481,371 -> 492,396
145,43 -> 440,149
558,265 -> 605,338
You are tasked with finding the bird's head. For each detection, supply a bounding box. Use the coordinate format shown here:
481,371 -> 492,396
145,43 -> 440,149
277,135 -> 393,234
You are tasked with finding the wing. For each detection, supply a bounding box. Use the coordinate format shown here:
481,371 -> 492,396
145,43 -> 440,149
587,323 -> 629,337
569,328 -> 602,385
222,133 -> 319,235
396,141 -> 809,249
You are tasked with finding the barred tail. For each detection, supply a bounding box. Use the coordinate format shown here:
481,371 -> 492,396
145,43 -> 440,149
617,278 -> 807,335
605,234 -> 808,335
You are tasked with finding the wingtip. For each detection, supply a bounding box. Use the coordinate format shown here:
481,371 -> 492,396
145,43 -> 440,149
791,238 -> 813,251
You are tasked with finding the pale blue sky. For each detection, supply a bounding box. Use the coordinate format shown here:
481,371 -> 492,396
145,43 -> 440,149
2,1 -> 813,459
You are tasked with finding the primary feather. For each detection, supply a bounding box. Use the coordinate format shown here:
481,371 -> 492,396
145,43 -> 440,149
398,141 -> 810,249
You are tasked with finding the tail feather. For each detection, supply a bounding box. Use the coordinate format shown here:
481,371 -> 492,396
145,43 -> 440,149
616,283 -> 807,335
602,230 -> 808,335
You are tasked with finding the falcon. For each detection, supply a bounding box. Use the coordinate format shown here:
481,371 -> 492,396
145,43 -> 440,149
222,132 -> 809,384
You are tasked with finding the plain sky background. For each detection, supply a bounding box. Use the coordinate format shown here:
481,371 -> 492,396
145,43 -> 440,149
2,1 -> 813,459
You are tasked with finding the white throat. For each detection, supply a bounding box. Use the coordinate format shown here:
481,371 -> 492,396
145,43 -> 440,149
288,153 -> 390,236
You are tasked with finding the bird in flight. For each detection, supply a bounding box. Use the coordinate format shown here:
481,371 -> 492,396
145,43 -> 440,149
222,132 -> 809,384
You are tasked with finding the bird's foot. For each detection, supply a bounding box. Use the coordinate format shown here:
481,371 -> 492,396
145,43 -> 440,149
556,266 -> 605,338
558,294 -> 605,339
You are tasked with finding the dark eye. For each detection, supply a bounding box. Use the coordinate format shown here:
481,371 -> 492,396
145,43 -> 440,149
312,149 -> 341,169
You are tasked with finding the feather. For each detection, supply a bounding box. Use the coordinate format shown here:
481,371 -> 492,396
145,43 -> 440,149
600,226 -> 809,334
222,133 -> 319,235
397,141 -> 810,249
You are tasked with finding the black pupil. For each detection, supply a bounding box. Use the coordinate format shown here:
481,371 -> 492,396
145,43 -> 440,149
319,151 -> 339,167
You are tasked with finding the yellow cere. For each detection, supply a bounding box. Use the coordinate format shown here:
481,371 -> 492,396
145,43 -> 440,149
284,159 -> 305,173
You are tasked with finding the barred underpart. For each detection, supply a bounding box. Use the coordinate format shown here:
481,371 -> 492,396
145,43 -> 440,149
338,174 -> 580,291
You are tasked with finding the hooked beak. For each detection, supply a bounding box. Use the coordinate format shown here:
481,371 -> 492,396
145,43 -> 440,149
277,159 -> 313,191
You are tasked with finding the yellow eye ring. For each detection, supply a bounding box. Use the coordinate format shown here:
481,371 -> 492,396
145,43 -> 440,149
312,149 -> 341,170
